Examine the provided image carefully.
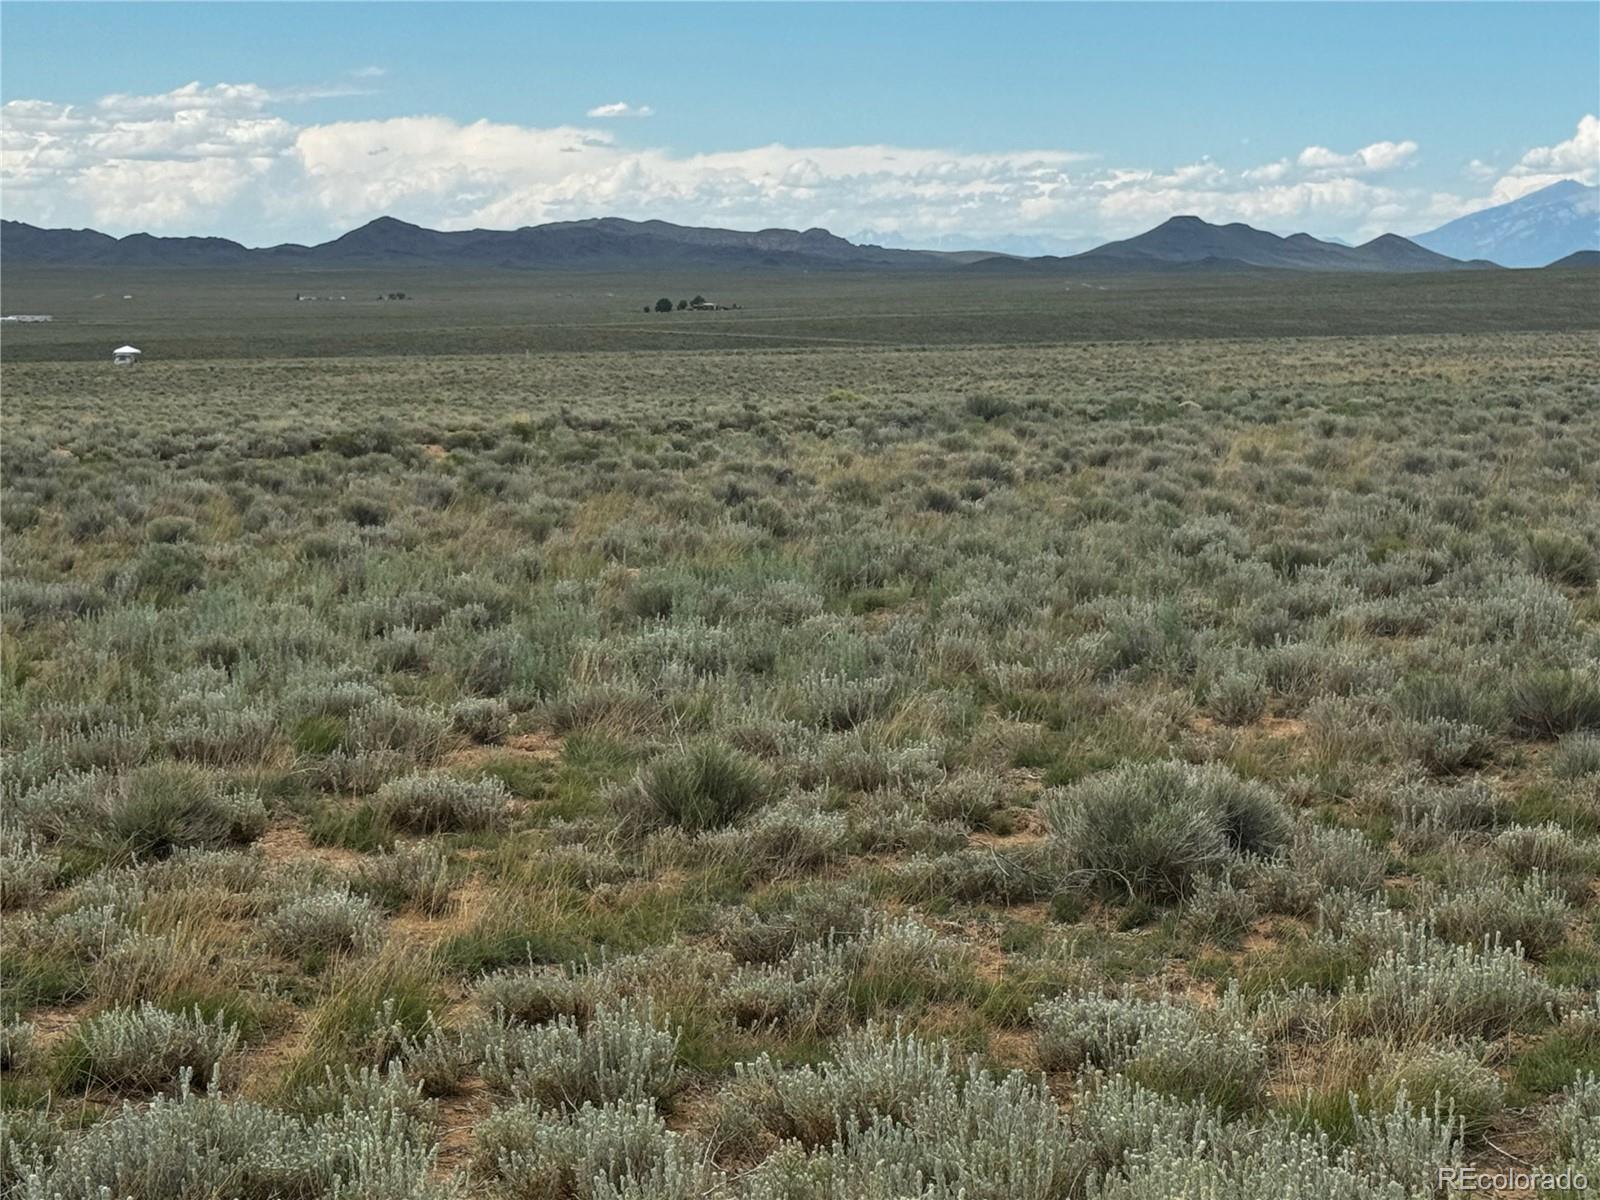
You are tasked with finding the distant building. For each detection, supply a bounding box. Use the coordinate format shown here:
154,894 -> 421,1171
0,314 -> 53,322
112,344 -> 142,365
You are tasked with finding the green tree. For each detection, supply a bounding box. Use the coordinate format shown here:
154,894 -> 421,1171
676,299 -> 688,310
691,295 -> 706,307
654,297 -> 673,313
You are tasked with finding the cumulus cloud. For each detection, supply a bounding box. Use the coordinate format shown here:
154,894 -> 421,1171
586,102 -> 654,119
1296,139 -> 1418,176
1420,115 -> 1598,224
1482,113 -> 1599,202
1,78 -> 1591,247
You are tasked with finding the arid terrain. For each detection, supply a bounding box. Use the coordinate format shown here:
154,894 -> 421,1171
2,272 -> 1598,1198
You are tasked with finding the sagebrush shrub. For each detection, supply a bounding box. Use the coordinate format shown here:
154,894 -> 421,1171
1542,1074 -> 1600,1192
1492,823 -> 1594,901
1426,871 -> 1570,960
1032,988 -> 1266,1114
1388,777 -> 1505,844
375,771 -> 511,833
474,965 -> 599,1026
1550,732 -> 1600,779
1525,530 -> 1598,588
477,999 -> 681,1109
733,1022 -> 953,1147
55,1004 -> 240,1095
1339,925 -> 1556,1040
262,889 -> 384,958
448,697 -> 512,744
0,829 -> 59,909
15,1074 -> 449,1199
1207,670 -> 1268,726
0,1019 -> 36,1072
475,1099 -> 713,1199
352,844 -> 454,916
27,764 -> 267,865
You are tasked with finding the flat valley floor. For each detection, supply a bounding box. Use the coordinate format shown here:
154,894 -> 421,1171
2,269 -> 1599,1199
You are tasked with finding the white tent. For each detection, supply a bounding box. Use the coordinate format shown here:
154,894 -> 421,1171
112,345 -> 142,365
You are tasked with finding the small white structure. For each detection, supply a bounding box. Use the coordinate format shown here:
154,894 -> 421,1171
112,345 -> 142,366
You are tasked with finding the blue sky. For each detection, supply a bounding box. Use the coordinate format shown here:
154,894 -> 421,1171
3,3 -> 1596,249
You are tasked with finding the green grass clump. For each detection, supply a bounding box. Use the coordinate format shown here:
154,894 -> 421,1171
615,741 -> 772,834
1043,760 -> 1290,902
41,764 -> 267,868
1506,670 -> 1600,740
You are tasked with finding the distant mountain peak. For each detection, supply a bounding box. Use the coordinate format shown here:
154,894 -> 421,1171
1073,214 -> 1481,274
1412,178 -> 1599,267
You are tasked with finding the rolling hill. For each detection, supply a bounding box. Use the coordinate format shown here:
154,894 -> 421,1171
1062,216 -> 1492,273
1412,180 -> 1600,268
3,213 -> 1490,275
1545,249 -> 1600,269
0,216 -> 970,272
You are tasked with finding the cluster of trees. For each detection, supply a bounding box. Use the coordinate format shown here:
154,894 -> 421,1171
646,295 -> 710,312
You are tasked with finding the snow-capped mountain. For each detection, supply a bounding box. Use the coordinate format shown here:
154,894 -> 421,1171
1412,179 -> 1600,268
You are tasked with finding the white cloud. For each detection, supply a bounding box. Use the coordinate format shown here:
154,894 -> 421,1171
1,78 -> 1591,248
1514,113 -> 1599,177
1297,139 -> 1418,176
1420,115 -> 1598,224
586,102 -> 654,119
1480,113 -> 1599,202
1242,159 -> 1290,184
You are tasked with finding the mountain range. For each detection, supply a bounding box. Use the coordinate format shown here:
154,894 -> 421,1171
0,216 -> 983,272
5,182 -> 1595,274
1412,180 -> 1600,269
965,216 -> 1491,274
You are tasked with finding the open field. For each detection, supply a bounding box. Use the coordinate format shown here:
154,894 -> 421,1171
3,264 -> 1597,361
2,287 -> 1599,1198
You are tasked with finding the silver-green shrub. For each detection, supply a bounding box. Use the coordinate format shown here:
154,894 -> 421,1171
475,1099 -> 714,1200
262,889 -> 384,957
56,1004 -> 240,1095
1425,870 -> 1570,960
476,999 -> 680,1110
376,771 -> 511,833
1032,988 -> 1266,1115
1338,925 -> 1556,1040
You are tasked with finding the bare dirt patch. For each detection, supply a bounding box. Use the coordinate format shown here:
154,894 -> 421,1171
257,822 -> 368,871
433,1076 -> 495,1178
27,1001 -> 93,1048
444,731 -> 566,772
389,876 -> 494,951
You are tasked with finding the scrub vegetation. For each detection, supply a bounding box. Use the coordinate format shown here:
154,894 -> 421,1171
2,310 -> 1597,1197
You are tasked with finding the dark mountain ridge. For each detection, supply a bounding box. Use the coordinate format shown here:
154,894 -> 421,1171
1061,216 -> 1493,273
2,213 -> 1492,275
